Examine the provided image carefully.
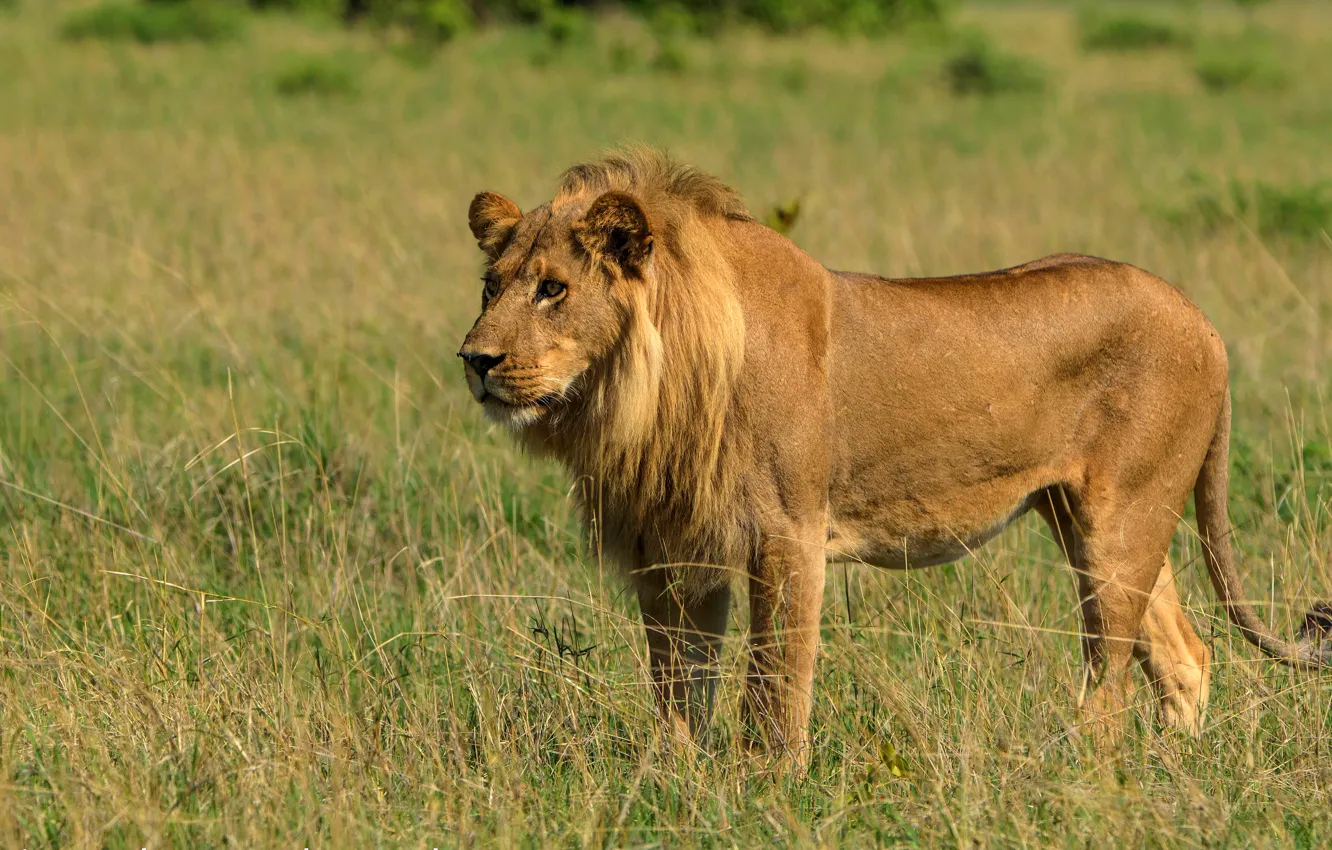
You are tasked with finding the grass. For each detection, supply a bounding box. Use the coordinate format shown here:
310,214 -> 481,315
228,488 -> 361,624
1194,36 -> 1289,92
651,38 -> 688,73
2,0 -> 1332,846
944,34 -> 1046,95
61,0 -> 244,44
273,53 -> 360,96
1171,176 -> 1332,241
1079,8 -> 1194,52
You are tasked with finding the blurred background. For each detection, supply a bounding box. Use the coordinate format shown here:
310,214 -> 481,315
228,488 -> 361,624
1,0 -> 1330,846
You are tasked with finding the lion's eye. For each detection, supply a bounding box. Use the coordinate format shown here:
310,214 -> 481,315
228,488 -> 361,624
482,275 -> 500,301
537,279 -> 567,301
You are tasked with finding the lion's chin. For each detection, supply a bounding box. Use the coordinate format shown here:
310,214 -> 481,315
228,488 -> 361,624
480,395 -> 550,429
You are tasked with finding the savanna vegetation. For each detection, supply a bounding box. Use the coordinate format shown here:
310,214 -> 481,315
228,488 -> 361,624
1,0 -> 1330,846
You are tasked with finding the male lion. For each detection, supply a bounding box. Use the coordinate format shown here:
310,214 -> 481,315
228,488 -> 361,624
458,148 -> 1330,762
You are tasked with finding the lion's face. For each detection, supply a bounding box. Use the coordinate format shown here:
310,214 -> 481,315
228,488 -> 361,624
458,190 -> 653,428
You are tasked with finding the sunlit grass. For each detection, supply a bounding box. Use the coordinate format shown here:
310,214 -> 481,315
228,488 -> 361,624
1,1 -> 1331,846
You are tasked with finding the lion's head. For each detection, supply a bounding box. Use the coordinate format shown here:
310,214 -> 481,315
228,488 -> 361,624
458,185 -> 655,429
458,148 -> 752,436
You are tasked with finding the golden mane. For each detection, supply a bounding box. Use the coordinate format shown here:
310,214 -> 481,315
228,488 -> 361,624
553,146 -> 753,223
535,150 -> 755,587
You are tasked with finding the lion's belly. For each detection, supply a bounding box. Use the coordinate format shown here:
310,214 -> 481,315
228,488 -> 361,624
826,483 -> 1050,570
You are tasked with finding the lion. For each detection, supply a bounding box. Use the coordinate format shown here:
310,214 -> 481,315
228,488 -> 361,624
458,148 -> 1330,763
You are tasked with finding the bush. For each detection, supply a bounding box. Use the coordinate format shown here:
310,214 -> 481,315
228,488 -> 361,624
357,0 -> 541,31
351,0 -> 946,41
1174,177 -> 1332,241
945,37 -> 1045,96
1191,29 -> 1287,92
647,2 -> 696,40
404,0 -> 472,42
776,59 -> 809,93
1194,42 -> 1286,92
763,198 -> 802,235
652,39 -> 688,73
1239,183 -> 1332,240
61,1 -> 245,44
1079,9 -> 1192,52
607,39 -> 636,72
720,0 -> 946,35
542,6 -> 591,47
273,54 -> 360,96
361,0 -> 472,43
246,0 -> 342,11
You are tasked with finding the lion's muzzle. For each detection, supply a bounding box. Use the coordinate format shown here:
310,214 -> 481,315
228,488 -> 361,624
458,348 -> 506,403
459,350 -> 504,381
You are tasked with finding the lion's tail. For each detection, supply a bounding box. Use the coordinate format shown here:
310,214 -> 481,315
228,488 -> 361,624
1195,389 -> 1332,669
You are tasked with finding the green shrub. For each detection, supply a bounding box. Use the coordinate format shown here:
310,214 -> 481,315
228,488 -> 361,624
1195,46 -> 1286,92
1191,29 -> 1287,92
1274,439 -> 1332,525
763,198 -> 802,235
608,39 -> 636,72
652,39 -> 687,73
355,0 -> 945,38
61,1 -> 245,44
722,0 -> 946,35
945,37 -> 1045,96
406,0 -> 472,42
776,59 -> 809,93
542,6 -> 591,47
1242,183 -> 1332,240
246,0 -> 342,11
273,54 -> 360,96
647,2 -> 696,39
59,0 -> 953,51
1173,177 -> 1332,241
361,0 -> 472,43
1079,9 -> 1192,52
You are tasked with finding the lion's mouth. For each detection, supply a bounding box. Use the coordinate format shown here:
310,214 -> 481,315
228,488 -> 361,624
479,389 -> 564,427
463,361 -> 574,427
482,391 -> 558,409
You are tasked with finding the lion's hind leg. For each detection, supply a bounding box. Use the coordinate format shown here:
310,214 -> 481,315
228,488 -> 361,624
1036,487 -> 1181,748
1134,557 -> 1211,735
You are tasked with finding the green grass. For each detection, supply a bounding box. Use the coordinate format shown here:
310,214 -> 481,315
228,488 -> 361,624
1171,176 -> 1332,241
1194,35 -> 1289,92
61,0 -> 244,44
944,34 -> 1046,95
272,52 -> 360,96
1079,8 -> 1194,52
2,0 -> 1332,846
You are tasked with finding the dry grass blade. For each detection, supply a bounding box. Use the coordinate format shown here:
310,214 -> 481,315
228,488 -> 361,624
0,0 -> 1330,847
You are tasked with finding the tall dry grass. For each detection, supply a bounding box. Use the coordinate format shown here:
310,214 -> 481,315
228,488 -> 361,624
0,1 -> 1330,846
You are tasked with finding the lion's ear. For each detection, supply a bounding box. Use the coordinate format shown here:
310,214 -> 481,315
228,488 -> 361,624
469,192 -> 522,260
573,191 -> 653,275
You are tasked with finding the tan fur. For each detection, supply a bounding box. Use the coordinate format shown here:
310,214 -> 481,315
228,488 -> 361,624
468,192 -> 522,260
460,149 -> 1330,765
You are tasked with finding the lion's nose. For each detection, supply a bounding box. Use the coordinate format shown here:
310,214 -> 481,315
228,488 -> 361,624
459,351 -> 505,380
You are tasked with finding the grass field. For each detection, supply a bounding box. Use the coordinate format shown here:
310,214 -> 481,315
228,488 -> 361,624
2,1 -> 1331,846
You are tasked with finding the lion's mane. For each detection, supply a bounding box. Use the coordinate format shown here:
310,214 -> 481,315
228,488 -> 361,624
531,148 -> 757,586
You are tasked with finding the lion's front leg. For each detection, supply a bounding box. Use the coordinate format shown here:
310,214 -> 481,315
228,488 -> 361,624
636,575 -> 732,748
743,532 -> 827,768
